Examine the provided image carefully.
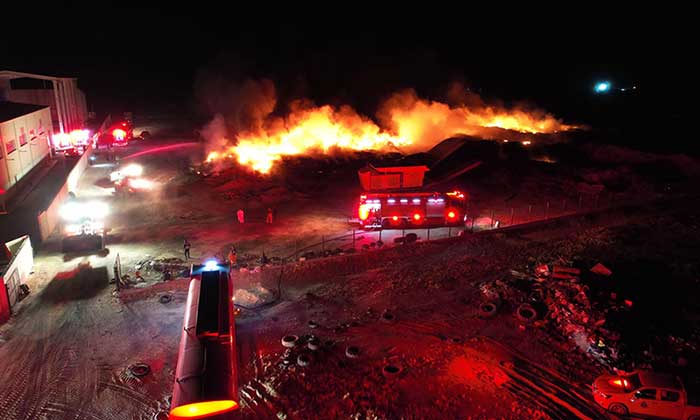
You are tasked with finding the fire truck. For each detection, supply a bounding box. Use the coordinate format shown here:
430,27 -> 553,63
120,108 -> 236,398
96,120 -> 133,148
52,129 -> 91,156
354,165 -> 468,229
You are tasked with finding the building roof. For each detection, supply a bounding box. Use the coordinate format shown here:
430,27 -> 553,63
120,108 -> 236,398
0,101 -> 48,123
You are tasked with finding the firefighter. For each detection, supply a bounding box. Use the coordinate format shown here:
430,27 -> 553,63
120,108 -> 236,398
183,238 -> 191,260
227,246 -> 237,269
266,208 -> 273,224
237,208 -> 245,224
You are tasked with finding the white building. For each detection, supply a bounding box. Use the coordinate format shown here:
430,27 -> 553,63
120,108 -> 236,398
0,70 -> 87,134
0,102 -> 52,191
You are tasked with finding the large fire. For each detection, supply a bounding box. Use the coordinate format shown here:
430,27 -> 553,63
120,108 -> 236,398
205,89 -> 576,173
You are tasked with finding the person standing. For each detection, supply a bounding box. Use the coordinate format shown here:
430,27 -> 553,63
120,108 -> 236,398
266,208 -> 273,224
183,238 -> 191,260
237,208 -> 245,224
227,246 -> 237,269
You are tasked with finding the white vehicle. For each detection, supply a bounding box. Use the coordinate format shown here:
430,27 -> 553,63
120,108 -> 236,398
110,163 -> 143,183
593,371 -> 700,419
60,199 -> 109,252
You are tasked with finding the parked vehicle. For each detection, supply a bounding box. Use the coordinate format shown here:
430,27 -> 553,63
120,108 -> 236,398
593,370 -> 700,419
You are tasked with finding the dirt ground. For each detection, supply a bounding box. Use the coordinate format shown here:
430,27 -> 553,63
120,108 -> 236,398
0,130 -> 697,419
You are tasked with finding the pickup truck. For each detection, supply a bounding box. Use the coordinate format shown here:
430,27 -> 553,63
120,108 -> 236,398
593,370 -> 700,419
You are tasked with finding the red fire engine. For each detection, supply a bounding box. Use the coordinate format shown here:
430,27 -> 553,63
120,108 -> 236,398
96,120 -> 133,148
52,129 -> 91,156
354,165 -> 468,229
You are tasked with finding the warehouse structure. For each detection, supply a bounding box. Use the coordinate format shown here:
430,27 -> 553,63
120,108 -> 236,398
0,102 -> 52,191
0,70 -> 87,135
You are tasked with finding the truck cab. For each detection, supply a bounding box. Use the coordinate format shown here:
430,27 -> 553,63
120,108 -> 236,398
593,371 -> 700,420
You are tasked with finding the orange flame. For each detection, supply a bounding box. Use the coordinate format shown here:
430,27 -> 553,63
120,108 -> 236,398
205,90 -> 575,173
231,105 -> 410,173
378,89 -> 574,149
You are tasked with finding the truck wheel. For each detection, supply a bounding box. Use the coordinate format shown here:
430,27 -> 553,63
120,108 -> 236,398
687,416 -> 700,420
608,403 -> 628,415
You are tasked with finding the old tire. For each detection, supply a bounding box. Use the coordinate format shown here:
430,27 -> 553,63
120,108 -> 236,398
307,337 -> 321,351
281,335 -> 299,348
479,302 -> 499,318
608,403 -> 628,416
382,364 -> 402,379
345,345 -> 360,359
129,363 -> 151,377
297,354 -> 311,367
515,303 -> 537,323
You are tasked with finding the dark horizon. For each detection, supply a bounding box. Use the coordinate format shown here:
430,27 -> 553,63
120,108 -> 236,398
0,6 -> 692,151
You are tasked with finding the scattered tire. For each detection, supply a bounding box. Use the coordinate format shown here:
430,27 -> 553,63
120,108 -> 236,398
281,335 -> 299,348
381,311 -> 395,323
297,354 -> 311,367
515,303 -> 537,323
307,337 -> 321,351
129,363 -> 151,377
308,320 -> 318,329
382,364 -> 402,378
479,302 -> 499,318
345,345 -> 360,359
282,349 -> 294,365
159,295 -> 172,304
608,403 -> 628,416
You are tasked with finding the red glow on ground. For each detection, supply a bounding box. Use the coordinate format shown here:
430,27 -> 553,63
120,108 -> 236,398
448,356 -> 509,387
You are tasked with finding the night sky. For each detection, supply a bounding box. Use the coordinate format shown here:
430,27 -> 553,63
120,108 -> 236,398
0,5 -> 692,151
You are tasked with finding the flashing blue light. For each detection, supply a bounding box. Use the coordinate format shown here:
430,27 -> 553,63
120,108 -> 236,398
204,260 -> 219,271
595,81 -> 611,93
89,155 -> 96,160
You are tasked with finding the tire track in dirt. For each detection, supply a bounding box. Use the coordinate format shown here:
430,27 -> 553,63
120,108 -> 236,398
485,339 -> 607,420
39,401 -> 109,420
237,326 -> 281,419
358,307 -> 605,420
0,303 -> 73,419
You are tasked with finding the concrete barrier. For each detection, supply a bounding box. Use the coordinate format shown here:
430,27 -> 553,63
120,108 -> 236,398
37,144 -> 93,241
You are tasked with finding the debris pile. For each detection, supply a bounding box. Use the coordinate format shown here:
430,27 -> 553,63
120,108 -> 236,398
121,256 -> 190,286
481,262 -> 633,368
